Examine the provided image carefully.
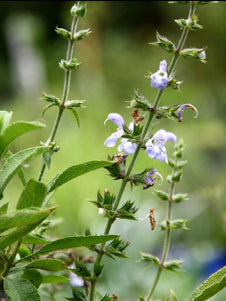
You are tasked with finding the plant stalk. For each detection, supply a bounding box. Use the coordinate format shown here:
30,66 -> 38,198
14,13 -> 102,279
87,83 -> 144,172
90,4 -> 196,299
38,15 -> 78,182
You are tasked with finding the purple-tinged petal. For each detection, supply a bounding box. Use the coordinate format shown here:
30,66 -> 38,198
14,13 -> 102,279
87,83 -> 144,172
104,129 -> 124,147
104,113 -> 124,128
159,60 -> 167,73
177,104 -> 198,121
150,60 -> 169,90
143,169 -> 163,190
152,129 -> 168,142
166,132 -> 177,142
118,138 -> 137,154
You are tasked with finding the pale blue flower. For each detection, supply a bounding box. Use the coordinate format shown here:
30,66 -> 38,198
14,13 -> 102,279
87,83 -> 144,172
118,138 -> 137,154
104,113 -> 124,147
150,60 -> 169,90
145,129 -> 177,163
104,114 -> 137,154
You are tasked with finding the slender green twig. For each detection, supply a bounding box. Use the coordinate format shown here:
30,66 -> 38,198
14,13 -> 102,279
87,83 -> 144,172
145,4 -> 196,300
146,181 -> 175,301
38,15 -> 79,182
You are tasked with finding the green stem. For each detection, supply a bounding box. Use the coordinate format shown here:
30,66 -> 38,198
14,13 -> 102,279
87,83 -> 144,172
146,180 -> 175,301
38,16 -> 78,182
0,239 -> 22,280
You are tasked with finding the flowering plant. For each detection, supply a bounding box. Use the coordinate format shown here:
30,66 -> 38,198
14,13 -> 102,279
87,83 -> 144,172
0,1 -> 225,301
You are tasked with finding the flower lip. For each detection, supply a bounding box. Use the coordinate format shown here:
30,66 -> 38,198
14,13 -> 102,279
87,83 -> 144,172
177,104 -> 198,121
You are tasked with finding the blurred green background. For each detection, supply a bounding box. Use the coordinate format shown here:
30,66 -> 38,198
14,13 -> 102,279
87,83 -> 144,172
0,1 -> 225,300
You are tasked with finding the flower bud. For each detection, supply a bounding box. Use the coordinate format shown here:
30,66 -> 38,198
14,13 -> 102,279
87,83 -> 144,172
180,47 -> 207,63
71,2 -> 87,17
59,58 -> 81,71
55,27 -> 72,40
74,28 -> 91,41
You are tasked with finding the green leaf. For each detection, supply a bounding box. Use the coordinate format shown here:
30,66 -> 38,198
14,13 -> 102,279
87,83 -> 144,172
66,287 -> 87,301
0,202 -> 8,215
0,207 -> 55,250
26,258 -> 66,271
34,235 -> 118,256
22,234 -> 50,244
0,111 -> 13,133
191,266 -> 226,301
47,160 -> 114,192
41,274 -> 70,284
17,179 -> 47,209
0,208 -> 52,233
0,146 -> 49,199
0,121 -> 45,157
4,275 -> 41,301
22,269 -> 43,288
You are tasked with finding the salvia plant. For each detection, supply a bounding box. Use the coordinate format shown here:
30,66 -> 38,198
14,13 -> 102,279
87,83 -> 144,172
0,1 -> 225,301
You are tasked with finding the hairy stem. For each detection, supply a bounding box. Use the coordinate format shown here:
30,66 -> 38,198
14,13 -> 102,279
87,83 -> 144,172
38,15 -> 78,182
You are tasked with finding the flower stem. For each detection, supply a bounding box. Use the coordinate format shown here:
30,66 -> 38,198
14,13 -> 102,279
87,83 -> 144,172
90,3 -> 196,299
38,15 -> 78,182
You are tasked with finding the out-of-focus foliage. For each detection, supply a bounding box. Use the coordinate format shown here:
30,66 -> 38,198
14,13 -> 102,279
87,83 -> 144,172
0,1 -> 225,300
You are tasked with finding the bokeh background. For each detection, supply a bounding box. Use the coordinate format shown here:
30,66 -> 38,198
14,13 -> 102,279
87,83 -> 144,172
0,1 -> 225,300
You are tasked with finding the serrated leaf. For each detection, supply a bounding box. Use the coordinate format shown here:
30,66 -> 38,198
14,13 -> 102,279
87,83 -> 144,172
34,234 -> 118,256
191,266 -> 226,301
0,121 -> 45,157
26,258 -> 66,271
0,146 -> 49,199
47,160 -> 114,192
0,207 -> 56,250
4,275 -> 41,301
16,179 -> 47,209
41,274 -> 70,284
